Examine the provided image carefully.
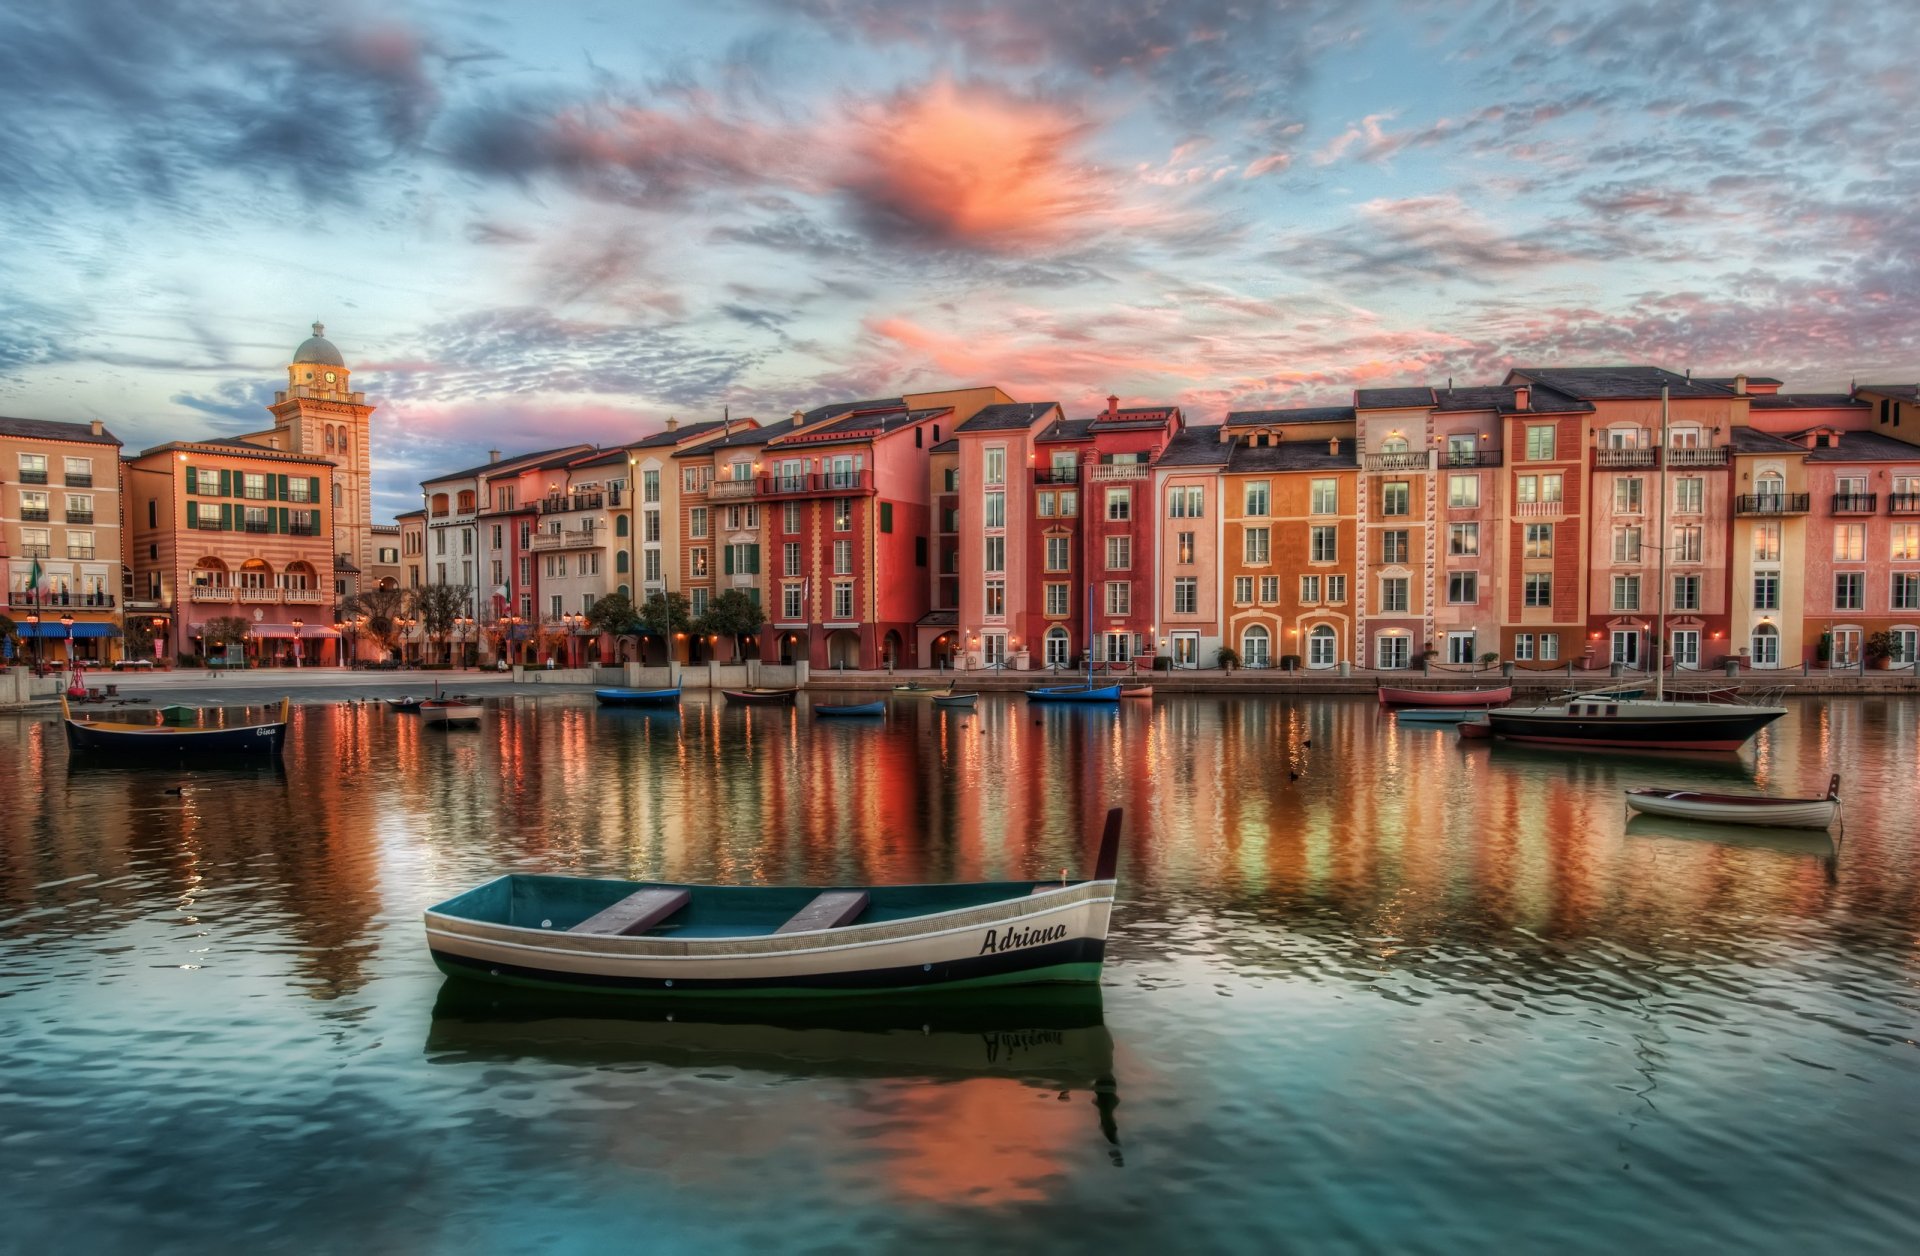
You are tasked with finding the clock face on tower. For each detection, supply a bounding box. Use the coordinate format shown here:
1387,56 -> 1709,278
325,372 -> 337,383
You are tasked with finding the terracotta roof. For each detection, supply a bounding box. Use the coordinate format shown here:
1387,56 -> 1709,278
1748,393 -> 1869,410
799,397 -> 906,426
421,444 -> 591,485
0,415 -> 122,446
1858,384 -> 1920,400
1696,376 -> 1784,389
144,437 -> 332,465
1035,418 -> 1097,443
930,438 -> 959,453
956,401 -> 1060,432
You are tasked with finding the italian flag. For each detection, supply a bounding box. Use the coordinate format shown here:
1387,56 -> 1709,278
27,556 -> 43,599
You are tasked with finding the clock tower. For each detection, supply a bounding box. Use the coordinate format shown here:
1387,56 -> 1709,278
260,322 -> 377,594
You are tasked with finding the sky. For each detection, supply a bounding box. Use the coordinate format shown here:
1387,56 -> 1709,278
1,0 -> 1915,522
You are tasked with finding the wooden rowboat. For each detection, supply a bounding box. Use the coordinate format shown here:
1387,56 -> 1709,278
1378,685 -> 1512,707
722,687 -> 799,705
932,692 -> 979,708
814,701 -> 886,717
62,696 -> 289,757
424,810 -> 1124,998
1394,708 -> 1485,722
422,702 -> 483,728
1624,774 -> 1839,829
1120,686 -> 1153,698
385,696 -> 424,712
1457,718 -> 1493,740
595,687 -> 681,707
1027,684 -> 1121,704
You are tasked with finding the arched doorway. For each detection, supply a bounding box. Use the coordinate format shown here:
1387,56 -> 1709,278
929,632 -> 955,669
881,629 -> 905,669
827,629 -> 861,669
779,630 -> 809,665
1044,626 -> 1071,668
1307,624 -> 1338,668
1241,624 -> 1271,668
1751,622 -> 1780,668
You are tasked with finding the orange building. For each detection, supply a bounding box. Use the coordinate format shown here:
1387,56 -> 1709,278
2,416 -> 124,663
125,438 -> 338,666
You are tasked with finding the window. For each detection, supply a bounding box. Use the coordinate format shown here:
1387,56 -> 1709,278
781,542 -> 801,577
1447,633 -> 1478,665
1327,575 -> 1347,603
1377,635 -> 1410,669
690,547 -> 710,578
782,584 -> 804,620
1672,574 -> 1700,610
1380,530 -> 1409,564
1516,473 -> 1563,504
1892,572 -> 1920,610
1233,576 -> 1254,605
1380,482 -> 1410,516
1308,625 -> 1337,668
1612,525 -> 1643,564
1525,425 -> 1556,460
1539,633 -> 1559,661
1611,630 -> 1640,666
1675,525 -> 1702,563
1243,527 -> 1270,564
1105,488 -> 1130,521
1448,572 -> 1478,604
1614,478 -> 1643,513
1381,576 -> 1410,613
727,542 -> 759,575
642,470 -> 660,504
783,502 -> 801,534
1241,625 -> 1271,668
1059,491 -> 1078,517
637,551 -> 655,581
1259,575 -> 1279,603
644,511 -> 661,543
1892,524 -> 1919,561
1169,486 -> 1204,518
983,579 -> 1006,618
18,490 -> 48,521
1038,492 -> 1055,517
1244,481 -> 1270,516
1310,479 -> 1338,515
1612,575 -> 1641,611
550,594 -> 563,620
1448,523 -> 1478,556
1525,523 -> 1553,558
63,456 -> 92,486
1753,571 -> 1780,610
976,535 -> 1002,573
984,448 -> 1006,485
684,466 -> 711,494
1106,536 -> 1131,569
1045,535 -> 1071,572
1834,571 -> 1864,610
1177,531 -> 1195,564
1751,624 -> 1780,667
1173,578 -> 1197,615
1448,474 -> 1479,508
1753,523 -> 1782,563
1675,477 -> 1703,514
833,539 -> 853,575
833,582 -> 855,620
1311,526 -> 1338,563
66,529 -> 95,560
17,453 -> 47,483
1300,575 -> 1321,603
1671,630 -> 1699,668
1105,582 -> 1131,616
1045,583 -> 1070,616
1834,524 -> 1866,562
985,492 -> 1005,528
1044,626 -> 1072,665
19,526 -> 50,555
685,507 -> 707,540
1515,633 -> 1534,661
834,498 -> 853,532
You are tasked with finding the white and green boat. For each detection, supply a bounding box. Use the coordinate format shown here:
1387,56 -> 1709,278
425,810 -> 1122,998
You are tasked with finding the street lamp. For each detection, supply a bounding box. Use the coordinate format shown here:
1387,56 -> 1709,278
152,618 -> 167,667
290,617 -> 304,668
60,612 -> 74,673
26,612 -> 40,671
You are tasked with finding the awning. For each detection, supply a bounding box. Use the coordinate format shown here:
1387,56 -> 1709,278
299,624 -> 339,638
17,622 -> 122,638
249,625 -> 296,639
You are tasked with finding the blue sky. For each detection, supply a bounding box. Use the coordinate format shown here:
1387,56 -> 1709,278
1,0 -> 1914,521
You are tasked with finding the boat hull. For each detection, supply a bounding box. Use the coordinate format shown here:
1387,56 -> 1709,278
595,688 -> 681,707
1624,791 -> 1837,829
932,693 -> 979,707
1378,685 -> 1512,707
1486,707 -> 1783,751
1393,708 -> 1483,722
64,719 -> 287,756
1026,684 -> 1121,703
722,688 -> 798,705
422,703 -> 483,727
425,878 -> 1113,998
815,702 -> 885,717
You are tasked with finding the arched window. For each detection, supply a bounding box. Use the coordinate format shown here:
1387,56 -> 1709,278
615,551 -> 629,574
617,584 -> 630,600
1754,472 -> 1785,506
325,427 -> 335,450
1044,625 -> 1071,667
1241,624 -> 1271,667
1308,625 -> 1337,668
615,515 -> 630,538
1751,622 -> 1780,667
1380,436 -> 1410,454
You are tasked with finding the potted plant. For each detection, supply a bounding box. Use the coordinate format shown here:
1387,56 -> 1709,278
1215,646 -> 1240,673
1280,653 -> 1301,672
1479,650 -> 1500,672
1815,631 -> 1832,666
1866,630 -> 1905,669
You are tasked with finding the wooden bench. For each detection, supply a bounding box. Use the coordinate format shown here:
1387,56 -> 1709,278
569,887 -> 691,936
775,890 -> 869,934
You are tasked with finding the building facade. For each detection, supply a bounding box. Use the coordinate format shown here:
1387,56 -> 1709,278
2,416 -> 124,663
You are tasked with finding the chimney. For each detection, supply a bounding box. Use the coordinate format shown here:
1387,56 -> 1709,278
1513,386 -> 1530,411
488,449 -> 501,463
791,409 -> 805,423
1106,394 -> 1119,420
1328,437 -> 1340,456
666,416 -> 678,432
89,419 -> 104,436
269,435 -> 280,450
1734,373 -> 1748,395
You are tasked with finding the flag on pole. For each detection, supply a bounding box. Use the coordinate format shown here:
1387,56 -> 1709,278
28,556 -> 43,602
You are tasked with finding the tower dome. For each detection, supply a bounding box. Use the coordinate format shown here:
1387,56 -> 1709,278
292,321 -> 345,367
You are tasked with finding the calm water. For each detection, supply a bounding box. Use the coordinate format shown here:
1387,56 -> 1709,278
2,694 -> 1916,1254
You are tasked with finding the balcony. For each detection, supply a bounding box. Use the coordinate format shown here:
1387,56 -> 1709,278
19,469 -> 47,484
9,592 -> 115,609
530,527 -> 600,551
283,589 -> 323,604
1666,446 -> 1730,467
67,547 -> 95,561
237,588 -> 280,604
1443,449 -> 1504,467
1087,463 -> 1150,481
243,520 -> 274,533
19,543 -> 50,558
1594,447 -> 1657,468
1891,493 -> 1920,515
1831,493 -> 1878,515
20,507 -> 48,522
64,473 -> 93,487
1034,467 -> 1081,484
1515,499 -> 1565,518
539,492 -> 605,514
289,522 -> 320,536
1364,451 -> 1428,471
757,471 -> 875,497
710,479 -> 757,500
1735,493 -> 1810,516
189,586 -> 234,603
66,511 -> 94,524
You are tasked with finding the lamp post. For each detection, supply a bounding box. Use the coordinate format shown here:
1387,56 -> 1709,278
562,612 -> 581,668
290,618 -> 304,668
60,613 -> 74,678
153,618 -> 167,667
26,612 -> 40,672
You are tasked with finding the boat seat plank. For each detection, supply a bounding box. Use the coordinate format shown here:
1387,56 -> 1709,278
570,887 -> 691,936
774,890 -> 869,934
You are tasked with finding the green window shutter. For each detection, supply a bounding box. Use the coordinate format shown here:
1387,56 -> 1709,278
185,466 -> 199,494
220,503 -> 232,530
880,502 -> 893,532
219,469 -> 233,497
723,547 -> 734,575
278,507 -> 289,533
748,545 -> 761,574
309,476 -> 320,502
746,586 -> 761,607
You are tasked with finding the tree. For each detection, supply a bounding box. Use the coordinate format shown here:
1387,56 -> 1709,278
201,615 -> 251,661
124,616 -> 158,662
699,589 -> 764,660
584,591 -> 640,637
412,583 -> 473,664
339,584 -> 413,652
637,592 -> 691,642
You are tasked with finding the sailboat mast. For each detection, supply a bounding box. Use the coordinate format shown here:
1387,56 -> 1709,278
1654,385 -> 1670,702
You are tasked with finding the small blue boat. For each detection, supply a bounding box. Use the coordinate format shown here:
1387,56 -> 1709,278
1026,684 -> 1122,704
596,687 -> 682,707
815,700 -> 886,717
1394,708 -> 1485,723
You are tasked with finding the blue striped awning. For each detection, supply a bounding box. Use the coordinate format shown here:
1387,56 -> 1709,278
16,622 -> 122,638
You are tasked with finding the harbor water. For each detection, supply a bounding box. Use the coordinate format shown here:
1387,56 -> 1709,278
1,694 -> 1915,1253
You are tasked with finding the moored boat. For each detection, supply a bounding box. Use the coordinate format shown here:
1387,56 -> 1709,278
1457,718 -> 1493,740
62,695 -> 290,757
159,703 -> 200,724
814,700 -> 886,717
595,687 -> 681,707
1027,684 -> 1121,703
1120,686 -> 1153,698
424,810 -> 1123,997
1484,696 -> 1786,751
721,687 -> 799,705
1624,774 -> 1839,829
422,702 -> 483,727
385,696 -> 424,712
932,691 -> 979,708
1377,685 -> 1512,707
1394,708 -> 1485,722
891,682 -> 929,693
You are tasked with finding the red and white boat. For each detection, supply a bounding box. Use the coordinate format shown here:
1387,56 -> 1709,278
1624,775 -> 1839,829
1378,685 -> 1512,708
